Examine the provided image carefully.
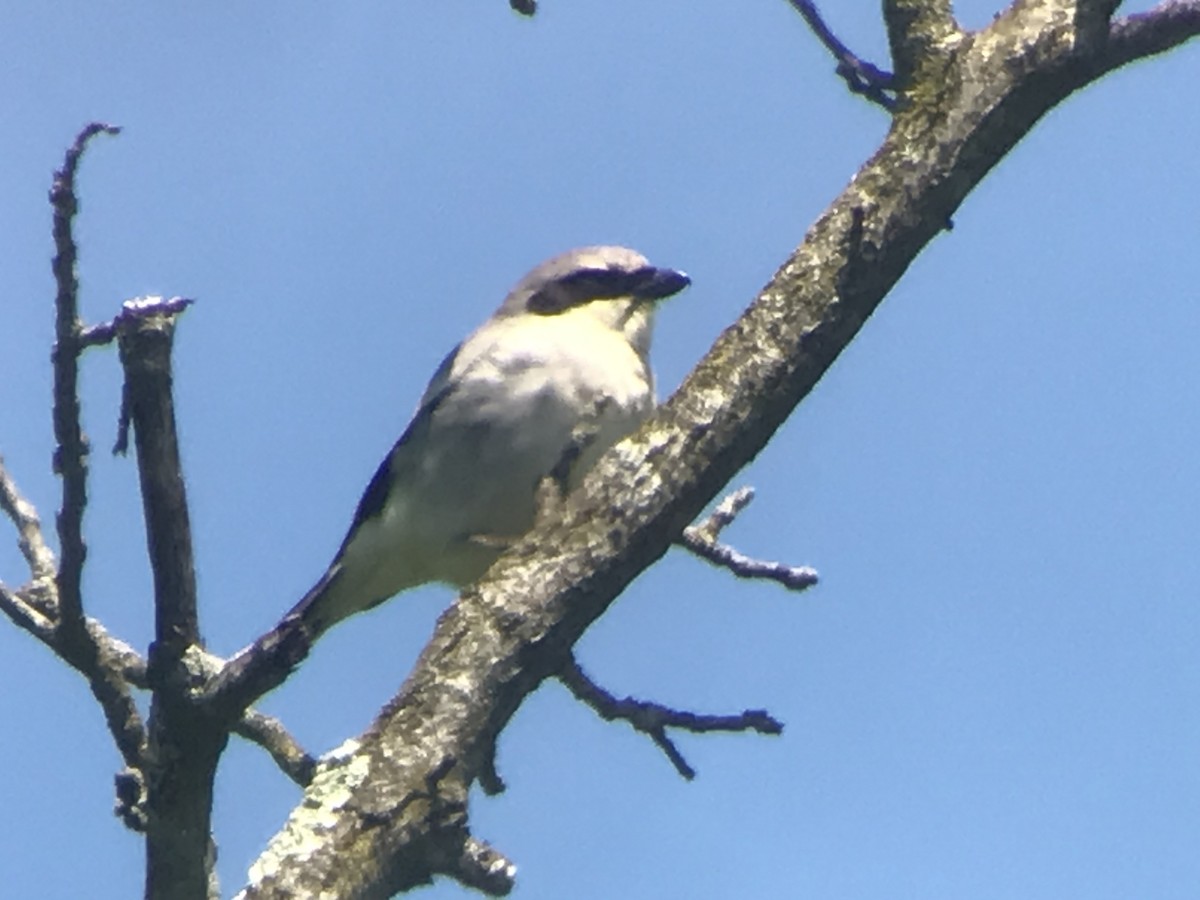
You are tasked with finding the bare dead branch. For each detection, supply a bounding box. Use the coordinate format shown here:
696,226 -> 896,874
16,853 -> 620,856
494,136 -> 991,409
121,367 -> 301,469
49,121 -> 120,632
4,588 -> 149,772
1105,0 -> 1200,69
0,584 -> 147,772
787,0 -> 899,109
0,459 -> 148,774
87,619 -> 149,684
679,532 -> 819,591
233,711 -> 318,787
79,319 -> 118,348
0,457 -> 57,585
0,583 -> 57,644
43,127 -> 155,778
558,657 -> 783,781
114,297 -> 200,654
445,837 -> 517,896
111,297 -> 193,454
83,295 -> 190,364
166,646 -> 318,787
59,621 -> 148,771
686,485 -> 757,543
1075,0 -> 1122,50
679,487 -> 820,591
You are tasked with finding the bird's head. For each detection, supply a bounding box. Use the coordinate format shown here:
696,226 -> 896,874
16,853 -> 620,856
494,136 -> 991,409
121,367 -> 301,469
498,245 -> 690,359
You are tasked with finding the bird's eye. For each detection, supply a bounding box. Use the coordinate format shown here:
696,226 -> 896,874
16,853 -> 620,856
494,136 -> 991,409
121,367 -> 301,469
525,284 -> 572,314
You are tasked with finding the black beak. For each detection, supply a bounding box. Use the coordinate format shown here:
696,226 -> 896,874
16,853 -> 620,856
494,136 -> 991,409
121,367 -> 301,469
634,266 -> 691,301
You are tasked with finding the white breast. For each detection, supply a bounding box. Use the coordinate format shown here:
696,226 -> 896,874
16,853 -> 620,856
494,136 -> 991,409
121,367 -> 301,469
341,308 -> 655,600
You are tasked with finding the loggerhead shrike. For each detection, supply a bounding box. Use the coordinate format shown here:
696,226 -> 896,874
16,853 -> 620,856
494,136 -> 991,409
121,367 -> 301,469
286,246 -> 690,636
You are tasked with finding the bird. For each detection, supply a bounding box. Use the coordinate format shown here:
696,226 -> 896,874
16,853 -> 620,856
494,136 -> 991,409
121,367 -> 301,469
286,245 -> 690,637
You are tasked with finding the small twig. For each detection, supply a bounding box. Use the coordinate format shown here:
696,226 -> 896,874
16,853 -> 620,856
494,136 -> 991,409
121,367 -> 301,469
79,319 -> 118,348
234,710 -> 318,787
678,487 -> 819,592
114,766 -> 149,832
447,836 -> 517,896
178,647 -> 318,785
0,583 -> 57,644
786,0 -> 898,110
477,741 -> 506,796
559,656 -> 782,780
685,485 -> 756,544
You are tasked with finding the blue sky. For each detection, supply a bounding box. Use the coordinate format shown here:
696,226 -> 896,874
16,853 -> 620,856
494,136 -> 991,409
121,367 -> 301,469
2,2 -> 1198,898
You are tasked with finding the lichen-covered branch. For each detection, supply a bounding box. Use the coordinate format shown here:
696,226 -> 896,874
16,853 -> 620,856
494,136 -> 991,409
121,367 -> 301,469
882,0 -> 959,89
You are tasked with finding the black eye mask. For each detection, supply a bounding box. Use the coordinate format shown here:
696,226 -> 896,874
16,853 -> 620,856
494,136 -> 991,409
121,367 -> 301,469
526,266 -> 690,315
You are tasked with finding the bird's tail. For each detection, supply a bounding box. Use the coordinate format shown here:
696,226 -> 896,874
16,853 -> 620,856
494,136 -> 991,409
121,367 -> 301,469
283,564 -> 347,638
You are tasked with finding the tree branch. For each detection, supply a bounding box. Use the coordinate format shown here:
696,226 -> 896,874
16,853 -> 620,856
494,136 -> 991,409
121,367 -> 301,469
786,0 -> 899,109
114,296 -> 200,655
882,0 -> 960,89
1075,0 -> 1122,51
49,121 -> 120,633
233,711 -> 318,787
0,527 -> 310,797
0,456 -> 58,589
1105,0 -> 1200,69
0,583 -> 57,644
679,487 -> 819,591
559,657 -> 783,780
0,582 -> 148,773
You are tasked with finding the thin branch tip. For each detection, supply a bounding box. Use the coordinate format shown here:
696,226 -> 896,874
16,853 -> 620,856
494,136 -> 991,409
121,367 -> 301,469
560,657 -> 783,780
680,486 -> 819,592
787,0 -> 898,109
452,836 -> 517,896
